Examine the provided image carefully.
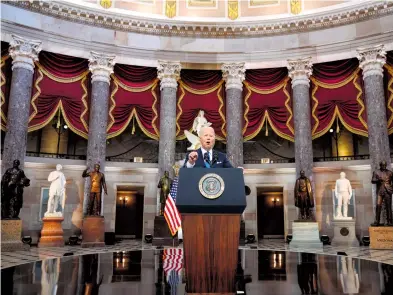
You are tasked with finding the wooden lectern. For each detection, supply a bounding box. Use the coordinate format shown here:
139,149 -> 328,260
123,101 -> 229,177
177,168 -> 246,294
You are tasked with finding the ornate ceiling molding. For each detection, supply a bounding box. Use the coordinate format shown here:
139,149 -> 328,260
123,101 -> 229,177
4,0 -> 393,39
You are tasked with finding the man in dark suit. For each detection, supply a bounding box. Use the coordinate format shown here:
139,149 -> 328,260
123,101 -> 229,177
184,126 -> 233,168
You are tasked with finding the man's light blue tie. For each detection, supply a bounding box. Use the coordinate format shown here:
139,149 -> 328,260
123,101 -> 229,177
204,152 -> 211,168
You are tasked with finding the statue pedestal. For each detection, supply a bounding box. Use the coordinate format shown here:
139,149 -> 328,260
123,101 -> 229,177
1,219 -> 29,252
369,226 -> 393,249
290,221 -> 323,249
331,219 -> 358,246
152,216 -> 179,247
81,216 -> 105,248
38,217 -> 65,247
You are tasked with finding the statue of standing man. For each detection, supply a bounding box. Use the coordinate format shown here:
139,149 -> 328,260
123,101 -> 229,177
294,170 -> 314,220
1,159 -> 30,219
157,171 -> 172,216
45,164 -> 66,217
82,164 -> 107,216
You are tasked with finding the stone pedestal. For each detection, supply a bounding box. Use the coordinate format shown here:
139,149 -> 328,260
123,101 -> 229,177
1,219 -> 29,252
369,226 -> 393,249
38,217 -> 65,247
290,221 -> 323,248
152,216 -> 179,247
331,220 -> 358,247
81,216 -> 105,248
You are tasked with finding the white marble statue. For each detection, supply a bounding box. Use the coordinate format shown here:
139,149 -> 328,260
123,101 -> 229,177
45,164 -> 66,217
335,172 -> 353,219
184,110 -> 212,150
340,257 -> 359,294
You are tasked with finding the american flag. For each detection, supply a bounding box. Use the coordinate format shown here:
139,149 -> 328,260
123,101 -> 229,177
163,248 -> 183,275
164,177 -> 181,236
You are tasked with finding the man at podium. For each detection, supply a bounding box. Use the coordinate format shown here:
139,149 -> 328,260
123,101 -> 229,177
184,126 -> 233,168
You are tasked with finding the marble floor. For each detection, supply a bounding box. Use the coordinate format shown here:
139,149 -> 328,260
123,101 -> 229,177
1,239 -> 393,269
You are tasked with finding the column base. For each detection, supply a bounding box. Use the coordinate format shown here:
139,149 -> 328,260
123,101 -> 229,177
1,219 -> 29,252
331,219 -> 358,247
81,216 -> 105,248
369,226 -> 393,249
290,221 -> 323,249
152,216 -> 179,247
38,217 -> 65,247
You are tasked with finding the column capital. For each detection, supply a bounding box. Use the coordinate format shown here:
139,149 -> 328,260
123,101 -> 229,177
287,57 -> 313,88
221,62 -> 246,91
88,51 -> 116,84
157,61 -> 181,90
357,44 -> 386,80
9,34 -> 42,73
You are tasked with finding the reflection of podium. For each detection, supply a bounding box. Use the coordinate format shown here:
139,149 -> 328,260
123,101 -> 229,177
177,168 -> 246,294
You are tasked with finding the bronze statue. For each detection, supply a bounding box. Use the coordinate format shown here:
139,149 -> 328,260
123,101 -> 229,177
82,164 -> 107,216
294,170 -> 314,220
157,171 -> 172,216
1,159 -> 30,219
371,161 -> 393,226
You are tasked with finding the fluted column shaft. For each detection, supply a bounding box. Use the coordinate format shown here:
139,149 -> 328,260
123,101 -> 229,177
222,63 -> 246,167
2,35 -> 42,172
157,61 -> 181,178
287,57 -> 314,179
357,45 -> 391,170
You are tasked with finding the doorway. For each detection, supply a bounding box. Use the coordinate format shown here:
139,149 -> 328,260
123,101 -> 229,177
115,187 -> 144,239
257,187 -> 284,239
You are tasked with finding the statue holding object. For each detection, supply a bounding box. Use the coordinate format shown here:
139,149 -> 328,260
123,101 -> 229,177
294,170 -> 314,220
371,161 -> 393,226
1,159 -> 30,219
82,164 -> 107,216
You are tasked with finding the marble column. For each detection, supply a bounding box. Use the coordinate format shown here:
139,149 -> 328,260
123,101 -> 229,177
1,35 -> 41,171
357,45 -> 391,170
222,63 -> 246,168
157,61 -> 181,178
83,52 -> 115,215
287,57 -> 314,179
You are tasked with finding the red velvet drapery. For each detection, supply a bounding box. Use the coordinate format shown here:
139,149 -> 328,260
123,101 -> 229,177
311,58 -> 368,139
107,64 -> 159,139
243,68 -> 294,141
176,70 -> 226,140
1,42 -> 11,131
28,51 -> 90,138
385,51 -> 393,134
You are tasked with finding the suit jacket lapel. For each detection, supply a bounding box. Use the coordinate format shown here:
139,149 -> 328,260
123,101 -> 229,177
212,150 -> 218,167
197,148 -> 205,168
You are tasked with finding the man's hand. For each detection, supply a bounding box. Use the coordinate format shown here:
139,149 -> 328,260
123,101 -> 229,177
188,151 -> 198,165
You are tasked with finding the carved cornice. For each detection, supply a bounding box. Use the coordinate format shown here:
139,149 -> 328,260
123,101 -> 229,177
4,1 -> 393,39
9,34 -> 42,73
222,63 -> 246,91
357,44 -> 387,79
287,57 -> 313,88
157,61 -> 181,90
89,51 -> 116,84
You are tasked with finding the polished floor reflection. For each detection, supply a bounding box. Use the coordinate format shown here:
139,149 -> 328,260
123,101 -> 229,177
1,249 -> 392,295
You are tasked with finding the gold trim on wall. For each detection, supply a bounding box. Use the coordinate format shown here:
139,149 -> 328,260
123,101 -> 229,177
165,0 -> 177,18
250,0 -> 279,7
290,0 -> 302,15
228,0 -> 239,20
188,0 -> 217,7
99,0 -> 112,9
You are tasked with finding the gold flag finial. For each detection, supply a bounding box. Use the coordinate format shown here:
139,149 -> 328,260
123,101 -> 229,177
173,163 -> 181,177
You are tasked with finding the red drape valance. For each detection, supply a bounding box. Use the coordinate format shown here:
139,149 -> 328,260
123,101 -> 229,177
28,51 -> 90,138
386,51 -> 393,134
243,68 -> 294,141
1,42 -> 11,131
107,64 -> 159,139
177,70 -> 225,140
311,58 -> 367,139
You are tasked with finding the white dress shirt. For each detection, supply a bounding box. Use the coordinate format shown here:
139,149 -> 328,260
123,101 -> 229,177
186,148 -> 212,168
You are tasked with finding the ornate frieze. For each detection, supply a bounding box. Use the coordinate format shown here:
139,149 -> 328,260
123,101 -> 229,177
157,61 -> 181,90
9,34 -> 42,73
88,51 -> 116,84
357,44 -> 386,79
287,57 -> 313,88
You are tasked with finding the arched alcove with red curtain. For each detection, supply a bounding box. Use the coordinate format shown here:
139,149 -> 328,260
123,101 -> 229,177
176,70 -> 225,141
242,68 -> 295,163
311,58 -> 369,159
1,42 -> 11,133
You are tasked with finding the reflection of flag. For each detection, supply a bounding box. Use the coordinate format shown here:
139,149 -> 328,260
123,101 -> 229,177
163,248 -> 183,275
167,270 -> 180,295
164,177 -> 181,236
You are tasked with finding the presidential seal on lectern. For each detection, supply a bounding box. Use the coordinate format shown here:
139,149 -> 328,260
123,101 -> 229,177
199,173 -> 225,199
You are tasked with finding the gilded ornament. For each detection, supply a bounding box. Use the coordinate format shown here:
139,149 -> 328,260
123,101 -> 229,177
165,0 -> 177,19
100,0 -> 112,9
228,1 -> 239,21
290,0 -> 302,15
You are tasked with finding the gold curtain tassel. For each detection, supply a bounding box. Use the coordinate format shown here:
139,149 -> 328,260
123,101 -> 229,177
336,117 -> 340,133
131,116 -> 136,135
56,109 -> 61,129
265,118 -> 269,136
